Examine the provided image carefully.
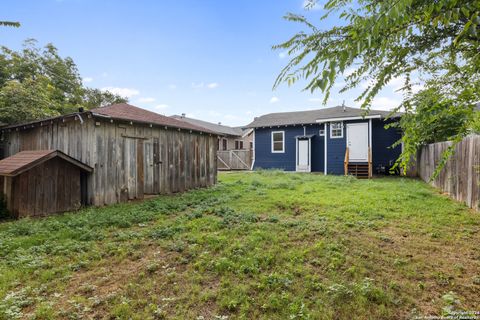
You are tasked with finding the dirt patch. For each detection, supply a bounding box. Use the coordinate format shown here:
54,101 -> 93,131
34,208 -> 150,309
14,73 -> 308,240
53,242 -> 183,317
350,225 -> 480,317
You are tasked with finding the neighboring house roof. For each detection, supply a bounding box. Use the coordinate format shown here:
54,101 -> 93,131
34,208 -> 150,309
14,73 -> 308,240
171,115 -> 244,137
246,106 -> 400,128
0,104 -> 214,134
0,150 -> 93,177
90,104 -> 213,133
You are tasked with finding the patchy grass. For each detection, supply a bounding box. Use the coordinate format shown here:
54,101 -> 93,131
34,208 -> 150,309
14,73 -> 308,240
0,171 -> 479,319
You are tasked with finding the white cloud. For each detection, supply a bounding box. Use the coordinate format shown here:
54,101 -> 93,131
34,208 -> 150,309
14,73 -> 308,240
168,84 -> 177,90
343,67 -> 357,77
101,87 -> 140,98
101,72 -> 108,77
192,82 -> 220,90
278,52 -> 287,59
411,83 -> 425,94
371,96 -> 401,110
192,82 -> 204,89
269,96 -> 280,104
155,104 -> 169,110
386,77 -> 405,90
246,110 -> 253,115
138,97 -> 155,103
82,77 -> 93,83
208,110 -> 221,117
224,114 -> 239,120
207,82 -> 219,89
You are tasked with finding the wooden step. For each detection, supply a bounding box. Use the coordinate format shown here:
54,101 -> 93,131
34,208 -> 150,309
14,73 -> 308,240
346,163 -> 370,178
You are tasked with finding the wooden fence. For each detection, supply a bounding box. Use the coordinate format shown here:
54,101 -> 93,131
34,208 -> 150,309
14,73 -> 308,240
416,135 -> 480,210
217,150 -> 252,170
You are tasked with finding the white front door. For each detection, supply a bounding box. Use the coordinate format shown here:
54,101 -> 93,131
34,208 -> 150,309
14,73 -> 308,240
296,138 -> 311,172
347,123 -> 369,162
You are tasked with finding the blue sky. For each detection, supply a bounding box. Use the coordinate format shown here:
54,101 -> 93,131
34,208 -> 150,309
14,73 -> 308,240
2,0 -> 405,126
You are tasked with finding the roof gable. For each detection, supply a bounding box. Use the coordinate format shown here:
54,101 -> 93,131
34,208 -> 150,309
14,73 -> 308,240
0,150 -> 93,176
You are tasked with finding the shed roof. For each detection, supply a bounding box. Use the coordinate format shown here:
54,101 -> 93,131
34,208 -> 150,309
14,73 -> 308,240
0,104 -> 215,134
246,106 -> 400,128
90,104 -> 214,133
171,115 -> 244,137
0,150 -> 93,177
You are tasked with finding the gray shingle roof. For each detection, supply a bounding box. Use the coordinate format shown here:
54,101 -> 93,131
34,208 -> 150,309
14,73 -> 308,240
245,106 -> 399,128
171,115 -> 243,137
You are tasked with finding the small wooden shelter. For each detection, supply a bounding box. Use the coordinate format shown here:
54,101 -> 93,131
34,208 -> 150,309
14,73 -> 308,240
0,150 -> 93,218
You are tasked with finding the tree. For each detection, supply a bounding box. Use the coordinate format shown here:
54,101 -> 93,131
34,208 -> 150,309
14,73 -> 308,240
0,40 -> 128,125
0,21 -> 20,28
275,0 -> 480,173
83,88 -> 127,109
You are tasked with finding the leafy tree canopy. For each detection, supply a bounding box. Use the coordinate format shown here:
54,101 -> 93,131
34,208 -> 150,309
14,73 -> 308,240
275,0 -> 480,173
0,21 -> 20,28
0,39 -> 127,125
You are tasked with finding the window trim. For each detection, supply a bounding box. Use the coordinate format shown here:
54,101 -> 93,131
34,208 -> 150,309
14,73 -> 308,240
271,131 -> 285,153
222,138 -> 228,151
319,128 -> 325,136
330,121 -> 344,139
234,140 -> 244,150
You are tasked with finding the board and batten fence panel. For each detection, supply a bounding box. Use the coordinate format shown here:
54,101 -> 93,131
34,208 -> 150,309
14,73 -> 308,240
417,135 -> 480,210
217,150 -> 252,170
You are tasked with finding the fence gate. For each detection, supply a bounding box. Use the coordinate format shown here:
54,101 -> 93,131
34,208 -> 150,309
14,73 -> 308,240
217,150 -> 252,170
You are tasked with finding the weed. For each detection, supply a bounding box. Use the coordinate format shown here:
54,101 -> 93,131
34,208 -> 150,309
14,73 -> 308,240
0,172 -> 478,319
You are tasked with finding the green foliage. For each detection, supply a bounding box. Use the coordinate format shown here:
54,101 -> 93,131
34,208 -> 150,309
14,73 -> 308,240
275,0 -> 480,175
0,40 -> 127,125
0,21 -> 20,28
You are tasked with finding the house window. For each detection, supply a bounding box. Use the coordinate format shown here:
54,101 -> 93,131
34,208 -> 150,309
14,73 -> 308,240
319,129 -> 325,136
330,122 -> 343,138
271,131 -> 285,153
235,140 -> 244,150
222,139 -> 228,150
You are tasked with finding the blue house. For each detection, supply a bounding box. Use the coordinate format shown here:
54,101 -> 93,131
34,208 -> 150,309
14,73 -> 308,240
246,106 -> 402,177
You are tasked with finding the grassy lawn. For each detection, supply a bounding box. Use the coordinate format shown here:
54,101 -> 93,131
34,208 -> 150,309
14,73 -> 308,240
0,171 -> 479,319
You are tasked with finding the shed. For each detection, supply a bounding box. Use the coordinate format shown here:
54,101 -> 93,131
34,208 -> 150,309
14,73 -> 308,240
0,103 -> 218,209
0,150 -> 93,218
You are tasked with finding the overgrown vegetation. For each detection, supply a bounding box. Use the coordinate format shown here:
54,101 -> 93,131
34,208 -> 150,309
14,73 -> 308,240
0,172 -> 479,319
0,39 -> 127,125
275,0 -> 480,174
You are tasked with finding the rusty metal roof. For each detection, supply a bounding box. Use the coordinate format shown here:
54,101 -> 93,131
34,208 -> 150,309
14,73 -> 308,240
0,150 -> 93,177
90,104 -> 215,133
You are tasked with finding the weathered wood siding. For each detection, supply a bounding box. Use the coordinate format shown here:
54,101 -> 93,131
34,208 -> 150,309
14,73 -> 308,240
417,135 -> 480,210
9,157 -> 83,218
2,116 -> 217,206
217,150 -> 252,170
